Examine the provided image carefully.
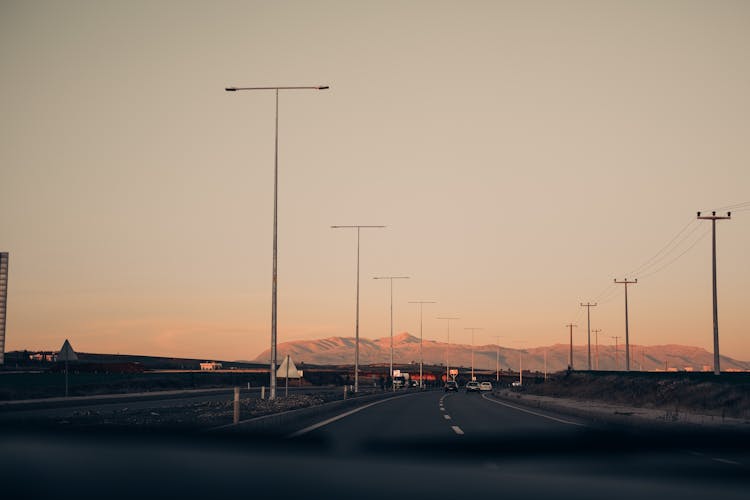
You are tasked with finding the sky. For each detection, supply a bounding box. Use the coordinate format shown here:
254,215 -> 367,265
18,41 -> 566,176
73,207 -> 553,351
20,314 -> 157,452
1,0 -> 749,362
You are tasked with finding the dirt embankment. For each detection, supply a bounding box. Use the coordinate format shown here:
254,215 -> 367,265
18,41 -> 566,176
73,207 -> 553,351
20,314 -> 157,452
522,372 -> 750,419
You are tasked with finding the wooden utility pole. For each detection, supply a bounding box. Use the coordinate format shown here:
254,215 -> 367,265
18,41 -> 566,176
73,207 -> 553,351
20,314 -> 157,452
592,329 -> 602,370
697,211 -> 731,375
611,336 -> 621,371
580,302 -> 597,370
565,324 -> 577,370
614,279 -> 637,371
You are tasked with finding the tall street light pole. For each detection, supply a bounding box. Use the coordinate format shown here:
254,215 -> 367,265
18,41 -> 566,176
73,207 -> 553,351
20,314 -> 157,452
697,211 -> 732,375
493,335 -> 502,382
580,302 -> 597,370
226,84 -> 328,400
464,328 -> 482,380
409,301 -> 436,389
374,276 -> 410,390
614,278 -> 637,371
331,225 -> 385,393
437,317 -> 459,382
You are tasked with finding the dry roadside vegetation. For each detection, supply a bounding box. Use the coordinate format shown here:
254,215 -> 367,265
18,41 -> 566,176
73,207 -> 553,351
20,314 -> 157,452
522,372 -> 750,419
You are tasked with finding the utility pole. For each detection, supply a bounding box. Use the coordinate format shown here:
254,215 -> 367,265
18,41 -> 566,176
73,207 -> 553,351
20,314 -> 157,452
464,328 -> 482,380
614,278 -> 637,371
580,302 -> 597,370
697,211 -> 731,375
565,324 -> 577,370
641,348 -> 646,371
331,225 -> 386,392
409,301 -> 436,389
611,336 -> 621,371
374,276 -> 410,390
493,335 -> 502,382
437,317 -> 459,382
592,329 -> 602,370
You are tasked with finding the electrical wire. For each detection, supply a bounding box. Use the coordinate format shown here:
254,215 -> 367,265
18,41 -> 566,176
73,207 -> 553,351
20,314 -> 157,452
639,226 -> 710,280
714,200 -> 750,211
624,219 -> 700,278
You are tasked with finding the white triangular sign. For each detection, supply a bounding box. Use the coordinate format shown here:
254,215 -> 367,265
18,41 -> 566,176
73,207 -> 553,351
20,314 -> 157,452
276,355 -> 301,378
58,339 -> 78,362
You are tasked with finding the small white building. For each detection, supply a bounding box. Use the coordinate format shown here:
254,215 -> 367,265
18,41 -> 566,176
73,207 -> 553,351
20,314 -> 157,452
200,361 -> 222,371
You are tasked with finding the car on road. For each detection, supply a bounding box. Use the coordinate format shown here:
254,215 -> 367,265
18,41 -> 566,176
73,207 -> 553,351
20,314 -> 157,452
479,381 -> 492,392
444,381 -> 458,392
511,381 -> 522,387
465,381 -> 481,393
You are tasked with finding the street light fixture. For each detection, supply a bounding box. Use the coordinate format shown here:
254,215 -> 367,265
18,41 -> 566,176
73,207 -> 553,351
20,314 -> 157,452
332,225 -> 386,392
464,328 -> 482,380
409,301 -> 436,388
373,276 -> 410,390
436,317 -> 459,382
226,84 -> 328,400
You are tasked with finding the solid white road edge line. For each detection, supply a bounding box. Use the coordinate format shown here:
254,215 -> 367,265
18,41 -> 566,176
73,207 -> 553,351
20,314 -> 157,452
481,393 -> 586,427
288,392 -> 422,438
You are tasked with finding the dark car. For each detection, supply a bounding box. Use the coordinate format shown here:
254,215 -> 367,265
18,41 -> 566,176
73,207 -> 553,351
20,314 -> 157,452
444,381 -> 458,392
465,381 -> 481,393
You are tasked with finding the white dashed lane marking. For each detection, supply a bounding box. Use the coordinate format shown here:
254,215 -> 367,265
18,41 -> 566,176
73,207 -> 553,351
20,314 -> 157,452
451,425 -> 464,435
443,414 -> 451,420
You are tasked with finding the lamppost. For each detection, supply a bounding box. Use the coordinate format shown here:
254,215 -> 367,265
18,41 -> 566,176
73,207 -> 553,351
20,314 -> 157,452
225,84 -> 328,400
409,301 -> 436,389
374,276 -> 410,390
437,317 -> 459,382
464,328 -> 482,380
331,225 -> 385,392
492,335 -> 502,382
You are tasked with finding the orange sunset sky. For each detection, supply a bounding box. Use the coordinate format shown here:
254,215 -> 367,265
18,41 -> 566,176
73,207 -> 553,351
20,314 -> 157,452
1,1 -> 749,362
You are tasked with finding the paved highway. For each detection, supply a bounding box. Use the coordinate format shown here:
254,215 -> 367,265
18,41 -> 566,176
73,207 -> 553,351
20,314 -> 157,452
2,387 -> 749,499
291,390 -> 587,451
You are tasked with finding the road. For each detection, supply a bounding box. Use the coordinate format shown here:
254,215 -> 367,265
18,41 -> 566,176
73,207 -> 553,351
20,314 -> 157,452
291,389 -> 586,452
2,387 -> 749,499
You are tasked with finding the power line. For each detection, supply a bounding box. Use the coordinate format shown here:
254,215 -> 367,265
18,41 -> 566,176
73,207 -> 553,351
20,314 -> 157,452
715,200 -> 750,211
624,218 -> 698,277
638,226 -> 710,280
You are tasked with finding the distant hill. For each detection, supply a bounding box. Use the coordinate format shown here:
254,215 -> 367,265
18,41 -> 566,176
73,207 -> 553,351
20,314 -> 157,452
254,332 -> 750,372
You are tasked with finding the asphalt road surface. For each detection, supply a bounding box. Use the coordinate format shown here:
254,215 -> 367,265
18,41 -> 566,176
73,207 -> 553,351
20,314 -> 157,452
291,390 -> 587,451
2,388 -> 749,499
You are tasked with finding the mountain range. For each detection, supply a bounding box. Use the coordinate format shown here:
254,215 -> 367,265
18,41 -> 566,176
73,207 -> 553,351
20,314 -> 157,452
254,332 -> 750,372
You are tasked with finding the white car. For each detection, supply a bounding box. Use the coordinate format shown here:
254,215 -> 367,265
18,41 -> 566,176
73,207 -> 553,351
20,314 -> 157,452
511,381 -> 522,387
479,381 -> 492,391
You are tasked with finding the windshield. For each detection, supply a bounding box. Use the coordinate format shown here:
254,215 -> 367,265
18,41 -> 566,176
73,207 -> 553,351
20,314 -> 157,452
2,2 -> 750,499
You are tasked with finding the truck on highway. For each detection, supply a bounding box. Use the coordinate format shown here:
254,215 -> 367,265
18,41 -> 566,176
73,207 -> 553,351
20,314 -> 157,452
393,370 -> 410,389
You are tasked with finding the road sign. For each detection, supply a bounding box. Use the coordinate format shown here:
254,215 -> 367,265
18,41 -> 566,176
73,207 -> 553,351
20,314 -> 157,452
58,339 -> 78,362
